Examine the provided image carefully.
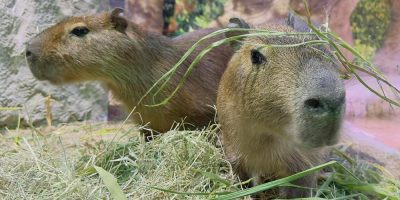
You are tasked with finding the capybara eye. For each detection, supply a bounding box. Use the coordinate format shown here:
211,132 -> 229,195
251,49 -> 266,65
70,26 -> 90,37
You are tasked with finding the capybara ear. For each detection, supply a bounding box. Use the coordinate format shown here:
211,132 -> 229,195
225,17 -> 250,49
286,10 -> 317,33
287,11 -> 297,29
110,8 -> 128,33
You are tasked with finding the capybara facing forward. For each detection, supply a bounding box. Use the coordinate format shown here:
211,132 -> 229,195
217,18 -> 345,198
26,8 -> 233,134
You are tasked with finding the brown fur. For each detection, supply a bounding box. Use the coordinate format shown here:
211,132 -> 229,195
217,23 -> 345,198
26,9 -> 233,133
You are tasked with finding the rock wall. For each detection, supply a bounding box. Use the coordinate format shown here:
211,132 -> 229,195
290,0 -> 358,45
0,0 -> 110,127
210,0 -> 357,45
209,0 -> 290,28
125,0 -> 164,33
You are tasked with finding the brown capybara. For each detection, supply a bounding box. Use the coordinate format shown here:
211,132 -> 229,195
25,8 -> 234,135
217,17 -> 345,198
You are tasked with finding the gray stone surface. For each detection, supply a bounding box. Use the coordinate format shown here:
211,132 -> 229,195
0,0 -> 110,127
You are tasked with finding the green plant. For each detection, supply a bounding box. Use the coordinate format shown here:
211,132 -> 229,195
170,0 -> 227,36
351,0 -> 391,60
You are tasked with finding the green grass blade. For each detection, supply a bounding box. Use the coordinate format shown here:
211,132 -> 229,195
315,172 -> 335,198
214,161 -> 337,200
299,1 -> 400,107
138,27 -> 246,106
149,186 -> 230,196
193,169 -> 232,187
332,194 -> 366,200
275,198 -> 327,200
335,183 -> 398,200
0,107 -> 22,111
144,31 -> 317,107
94,166 -> 128,200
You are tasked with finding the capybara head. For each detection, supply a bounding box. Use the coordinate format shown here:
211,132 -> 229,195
221,18 -> 345,148
25,8 -> 138,84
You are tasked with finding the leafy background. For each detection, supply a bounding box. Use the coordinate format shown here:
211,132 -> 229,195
351,0 -> 391,61
163,0 -> 392,61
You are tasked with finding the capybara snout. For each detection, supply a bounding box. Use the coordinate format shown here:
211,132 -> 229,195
296,57 -> 345,148
301,90 -> 345,148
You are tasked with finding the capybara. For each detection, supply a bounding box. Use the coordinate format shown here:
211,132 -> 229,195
26,8 -> 234,135
217,16 -> 345,198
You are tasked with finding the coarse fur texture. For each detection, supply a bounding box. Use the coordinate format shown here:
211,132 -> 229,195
26,8 -> 234,133
217,19 -> 345,198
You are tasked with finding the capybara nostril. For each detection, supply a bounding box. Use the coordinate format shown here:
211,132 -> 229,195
304,98 -> 324,110
26,42 -> 38,60
26,50 -> 32,58
304,96 -> 345,113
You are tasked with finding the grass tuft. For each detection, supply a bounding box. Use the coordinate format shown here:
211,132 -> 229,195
0,123 -> 399,199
